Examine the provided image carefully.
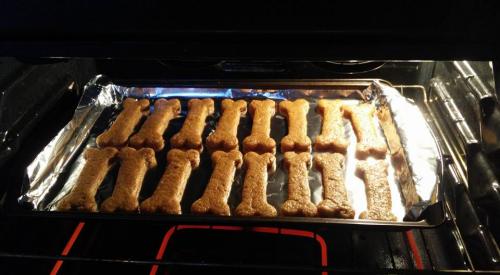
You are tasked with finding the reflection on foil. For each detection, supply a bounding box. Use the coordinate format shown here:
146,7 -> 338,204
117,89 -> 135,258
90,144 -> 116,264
375,82 -> 439,202
21,76 -> 439,222
21,81 -> 120,209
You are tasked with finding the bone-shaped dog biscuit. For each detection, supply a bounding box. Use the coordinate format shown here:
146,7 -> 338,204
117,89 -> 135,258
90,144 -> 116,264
191,150 -> 242,216
343,104 -> 387,159
279,99 -> 312,152
243,100 -> 276,154
356,159 -> 397,221
57,147 -> 118,212
377,105 -> 419,210
314,153 -> 354,218
314,100 -> 349,153
97,98 -> 150,148
170,98 -> 214,151
140,149 -> 200,214
235,152 -> 277,217
281,152 -> 317,217
100,147 -> 157,213
130,99 -> 181,151
206,99 -> 247,152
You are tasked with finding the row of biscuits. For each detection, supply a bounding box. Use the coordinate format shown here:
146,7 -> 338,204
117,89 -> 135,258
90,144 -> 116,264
278,99 -> 397,220
278,100 -> 316,216
190,99 -> 245,215
58,97 -> 182,212
145,98 -> 213,214
346,103 -> 397,221
101,98 -> 185,213
235,100 -> 278,217
314,100 -> 353,218
58,97 -> 395,220
314,100 -> 396,220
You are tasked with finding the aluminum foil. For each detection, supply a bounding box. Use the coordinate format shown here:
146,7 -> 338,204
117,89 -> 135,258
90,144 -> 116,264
20,76 -> 440,222
375,82 -> 439,203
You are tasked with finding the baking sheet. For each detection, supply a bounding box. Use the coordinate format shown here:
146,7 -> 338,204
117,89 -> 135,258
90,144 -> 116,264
19,77 -> 440,222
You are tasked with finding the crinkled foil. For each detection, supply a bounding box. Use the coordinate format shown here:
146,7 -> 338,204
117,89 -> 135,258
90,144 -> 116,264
20,76 -> 440,222
20,77 -> 121,208
375,82 -> 439,203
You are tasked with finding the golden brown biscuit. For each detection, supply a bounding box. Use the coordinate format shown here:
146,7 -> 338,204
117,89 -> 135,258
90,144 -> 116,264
314,100 -> 349,153
206,99 -> 247,152
281,152 -> 317,217
279,99 -> 312,153
377,105 -> 419,210
191,150 -> 243,216
100,147 -> 157,213
129,99 -> 181,151
342,103 -> 387,159
235,152 -> 277,217
170,98 -> 214,151
314,153 -> 354,218
97,98 -> 150,148
356,159 -> 397,221
57,147 -> 119,212
242,100 -> 276,154
140,149 -> 200,214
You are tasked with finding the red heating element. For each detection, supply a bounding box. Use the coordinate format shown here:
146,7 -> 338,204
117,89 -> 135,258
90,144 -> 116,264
49,222 -> 425,274
150,225 -> 328,275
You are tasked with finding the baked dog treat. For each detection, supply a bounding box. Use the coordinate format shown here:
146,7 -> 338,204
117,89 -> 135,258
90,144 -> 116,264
140,149 -> 200,214
129,99 -> 181,151
235,152 -> 277,217
314,153 -> 354,218
377,105 -> 419,210
206,99 -> 247,152
343,103 -> 387,159
242,100 -> 276,154
314,99 -> 349,153
100,147 -> 157,213
191,150 -> 243,216
97,98 -> 150,148
170,98 -> 215,151
356,159 -> 397,221
58,147 -> 119,212
279,99 -> 312,152
281,152 -> 317,217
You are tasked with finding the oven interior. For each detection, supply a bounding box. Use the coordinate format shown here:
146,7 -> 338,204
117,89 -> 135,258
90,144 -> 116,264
0,59 -> 498,273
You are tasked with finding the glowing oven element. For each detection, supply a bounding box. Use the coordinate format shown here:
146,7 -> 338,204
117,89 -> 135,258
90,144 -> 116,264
149,225 -> 329,275
49,222 -> 425,273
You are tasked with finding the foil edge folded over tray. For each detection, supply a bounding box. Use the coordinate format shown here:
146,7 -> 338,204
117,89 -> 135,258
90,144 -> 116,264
20,77 -> 440,223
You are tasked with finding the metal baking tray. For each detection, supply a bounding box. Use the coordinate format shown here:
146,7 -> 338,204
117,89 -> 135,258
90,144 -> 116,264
13,76 -> 445,228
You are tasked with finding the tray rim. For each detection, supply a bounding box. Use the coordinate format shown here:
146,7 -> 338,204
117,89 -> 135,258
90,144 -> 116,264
9,76 -> 446,229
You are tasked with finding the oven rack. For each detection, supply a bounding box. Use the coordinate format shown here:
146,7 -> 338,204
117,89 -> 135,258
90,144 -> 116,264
1,83 -> 496,274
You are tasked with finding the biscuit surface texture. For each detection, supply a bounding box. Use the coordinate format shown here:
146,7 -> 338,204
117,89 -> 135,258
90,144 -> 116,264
97,98 -> 150,148
343,104 -> 387,159
243,100 -> 276,154
377,106 -> 420,209
130,99 -> 181,151
314,99 -> 349,153
314,152 -> 354,218
279,99 -> 311,153
235,152 -> 277,217
170,98 -> 215,151
356,159 -> 397,221
206,99 -> 247,152
281,152 -> 317,217
140,149 -> 199,214
100,147 -> 157,213
58,147 -> 118,212
191,150 -> 242,216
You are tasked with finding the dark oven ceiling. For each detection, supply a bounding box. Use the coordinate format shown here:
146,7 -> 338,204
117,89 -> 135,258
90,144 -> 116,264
0,0 -> 499,59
